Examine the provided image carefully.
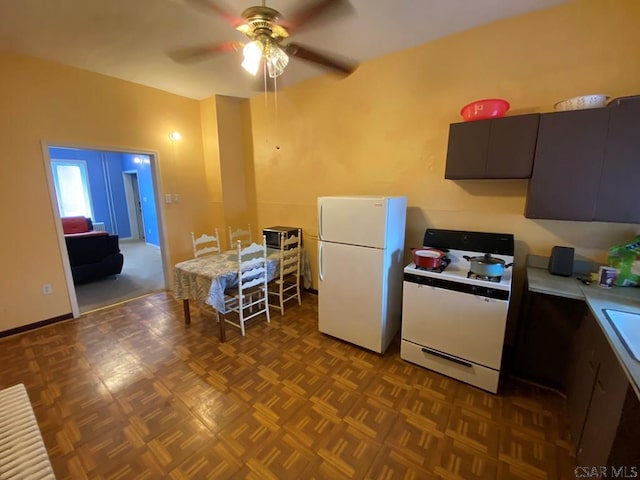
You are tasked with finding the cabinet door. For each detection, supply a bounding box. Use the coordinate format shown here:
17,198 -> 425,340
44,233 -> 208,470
566,312 -> 599,446
486,114 -> 539,178
594,103 -> 640,223
577,323 -> 630,466
608,388 -> 640,465
514,292 -> 584,389
525,109 -> 610,221
445,120 -> 490,179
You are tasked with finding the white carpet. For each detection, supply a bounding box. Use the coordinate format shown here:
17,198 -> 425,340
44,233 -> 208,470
74,239 -> 165,313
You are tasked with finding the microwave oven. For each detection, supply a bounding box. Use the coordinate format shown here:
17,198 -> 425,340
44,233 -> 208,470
262,226 -> 302,249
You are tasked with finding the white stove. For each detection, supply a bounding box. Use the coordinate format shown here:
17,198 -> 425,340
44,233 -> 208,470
401,229 -> 515,394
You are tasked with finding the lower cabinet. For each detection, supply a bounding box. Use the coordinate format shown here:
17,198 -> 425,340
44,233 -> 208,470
514,287 -> 585,389
566,311 -> 633,465
516,287 -> 639,464
566,312 -> 600,448
608,388 -> 640,466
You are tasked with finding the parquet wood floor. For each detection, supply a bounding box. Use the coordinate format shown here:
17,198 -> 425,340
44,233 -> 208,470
0,292 -> 576,479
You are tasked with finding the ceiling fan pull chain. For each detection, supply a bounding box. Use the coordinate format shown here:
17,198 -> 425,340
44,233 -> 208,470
263,64 -> 269,108
274,76 -> 279,145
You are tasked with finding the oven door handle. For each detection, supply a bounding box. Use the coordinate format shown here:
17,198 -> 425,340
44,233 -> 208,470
421,347 -> 473,368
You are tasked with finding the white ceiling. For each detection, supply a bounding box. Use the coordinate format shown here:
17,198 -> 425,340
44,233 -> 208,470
0,0 -> 567,100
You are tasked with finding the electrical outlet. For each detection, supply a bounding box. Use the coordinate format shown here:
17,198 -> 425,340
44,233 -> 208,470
173,193 -> 180,203
42,284 -> 53,295
164,194 -> 172,204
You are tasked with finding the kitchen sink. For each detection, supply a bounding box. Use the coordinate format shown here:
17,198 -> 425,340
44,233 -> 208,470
604,309 -> 640,361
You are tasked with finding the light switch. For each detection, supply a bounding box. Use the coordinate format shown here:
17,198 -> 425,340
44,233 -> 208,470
164,194 -> 172,204
173,194 -> 180,203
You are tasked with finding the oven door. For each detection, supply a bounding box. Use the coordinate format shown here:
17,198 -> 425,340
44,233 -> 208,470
401,281 -> 508,370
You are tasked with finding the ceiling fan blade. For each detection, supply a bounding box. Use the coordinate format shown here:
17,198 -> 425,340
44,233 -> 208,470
280,0 -> 354,33
285,42 -> 357,76
166,41 -> 240,64
183,0 -> 244,27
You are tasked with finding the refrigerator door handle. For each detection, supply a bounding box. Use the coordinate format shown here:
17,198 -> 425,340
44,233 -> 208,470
318,202 -> 323,240
319,241 -> 324,281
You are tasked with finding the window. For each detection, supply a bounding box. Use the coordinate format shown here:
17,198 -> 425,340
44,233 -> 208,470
51,160 -> 93,219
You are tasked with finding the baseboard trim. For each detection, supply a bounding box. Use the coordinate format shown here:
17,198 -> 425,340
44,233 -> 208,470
0,313 -> 73,339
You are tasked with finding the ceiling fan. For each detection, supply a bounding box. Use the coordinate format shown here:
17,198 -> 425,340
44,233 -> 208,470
168,0 -> 358,83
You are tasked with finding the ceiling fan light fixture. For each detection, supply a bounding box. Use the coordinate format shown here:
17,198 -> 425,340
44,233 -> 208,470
265,43 -> 289,78
241,40 -> 263,75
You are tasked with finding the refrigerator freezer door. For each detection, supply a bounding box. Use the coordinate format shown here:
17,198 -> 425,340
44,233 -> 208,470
318,240 -> 388,353
318,196 -> 389,248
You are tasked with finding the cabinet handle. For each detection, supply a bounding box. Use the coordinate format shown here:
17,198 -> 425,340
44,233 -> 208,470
421,347 -> 472,368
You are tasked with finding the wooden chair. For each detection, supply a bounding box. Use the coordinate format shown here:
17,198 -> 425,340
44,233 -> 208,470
223,235 -> 270,336
268,229 -> 302,315
191,229 -> 221,258
228,224 -> 252,249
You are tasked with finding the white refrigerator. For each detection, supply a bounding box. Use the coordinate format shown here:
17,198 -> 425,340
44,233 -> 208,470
317,195 -> 407,353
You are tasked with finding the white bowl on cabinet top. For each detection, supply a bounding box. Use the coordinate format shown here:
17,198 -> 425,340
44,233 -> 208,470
553,94 -> 610,111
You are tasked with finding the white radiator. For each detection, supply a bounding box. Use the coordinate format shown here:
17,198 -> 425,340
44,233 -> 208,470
93,222 -> 107,232
0,384 -> 56,480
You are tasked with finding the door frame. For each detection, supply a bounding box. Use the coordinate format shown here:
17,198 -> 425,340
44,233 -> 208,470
41,140 -> 169,318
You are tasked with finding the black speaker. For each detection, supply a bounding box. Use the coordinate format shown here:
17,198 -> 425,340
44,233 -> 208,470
548,246 -> 575,276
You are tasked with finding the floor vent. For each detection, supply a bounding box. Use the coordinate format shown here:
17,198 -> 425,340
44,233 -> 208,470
0,384 -> 56,479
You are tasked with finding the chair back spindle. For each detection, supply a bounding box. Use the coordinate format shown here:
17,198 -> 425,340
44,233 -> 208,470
191,228 -> 221,258
228,224 -> 252,249
268,229 -> 302,315
223,234 -> 270,335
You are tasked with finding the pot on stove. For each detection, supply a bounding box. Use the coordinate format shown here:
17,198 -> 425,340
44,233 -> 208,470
412,248 -> 447,269
463,253 -> 513,278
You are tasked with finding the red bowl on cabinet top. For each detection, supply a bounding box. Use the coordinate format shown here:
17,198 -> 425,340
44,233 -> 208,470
460,99 -> 510,122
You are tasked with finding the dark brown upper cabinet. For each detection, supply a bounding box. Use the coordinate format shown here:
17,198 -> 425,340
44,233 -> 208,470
526,104 -> 640,223
594,103 -> 640,223
445,114 -> 540,179
525,108 -> 610,221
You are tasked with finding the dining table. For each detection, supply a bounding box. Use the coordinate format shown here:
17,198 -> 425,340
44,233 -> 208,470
173,246 -> 312,341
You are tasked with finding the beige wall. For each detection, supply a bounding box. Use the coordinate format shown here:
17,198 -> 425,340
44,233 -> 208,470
0,52 -> 211,331
2,0 -> 640,334
216,96 -> 258,247
248,0 -> 640,294
199,95 -> 258,250
200,96 -> 225,237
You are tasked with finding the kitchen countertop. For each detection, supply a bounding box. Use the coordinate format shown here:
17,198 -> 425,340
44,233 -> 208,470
526,264 -> 640,399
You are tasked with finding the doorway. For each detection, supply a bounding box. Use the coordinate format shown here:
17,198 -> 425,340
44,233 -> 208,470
123,171 -> 145,240
46,146 -> 167,315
